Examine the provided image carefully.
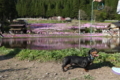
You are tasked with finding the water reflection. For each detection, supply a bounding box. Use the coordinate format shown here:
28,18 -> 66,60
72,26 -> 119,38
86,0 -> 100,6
0,37 -> 120,51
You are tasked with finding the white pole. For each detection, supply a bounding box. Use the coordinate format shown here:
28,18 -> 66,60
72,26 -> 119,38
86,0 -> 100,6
91,1 -> 94,34
78,10 -> 81,34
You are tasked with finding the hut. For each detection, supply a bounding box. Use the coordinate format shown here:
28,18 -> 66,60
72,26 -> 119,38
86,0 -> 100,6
107,21 -> 120,37
9,20 -> 28,34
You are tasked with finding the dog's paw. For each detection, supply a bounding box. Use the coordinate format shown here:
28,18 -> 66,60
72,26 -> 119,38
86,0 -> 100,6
68,66 -> 74,70
62,69 -> 67,72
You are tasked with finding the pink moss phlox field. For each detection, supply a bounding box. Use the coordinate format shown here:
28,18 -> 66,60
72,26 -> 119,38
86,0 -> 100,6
27,23 -> 109,34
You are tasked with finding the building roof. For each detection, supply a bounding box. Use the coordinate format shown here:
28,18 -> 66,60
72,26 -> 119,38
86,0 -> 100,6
111,21 -> 120,27
10,24 -> 25,27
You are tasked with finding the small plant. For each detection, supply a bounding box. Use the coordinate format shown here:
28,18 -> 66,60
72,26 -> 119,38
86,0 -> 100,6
71,78 -> 79,80
60,77 -> 66,80
84,74 -> 95,80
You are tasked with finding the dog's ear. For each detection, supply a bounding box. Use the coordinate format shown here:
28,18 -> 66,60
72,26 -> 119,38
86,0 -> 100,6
88,49 -> 92,55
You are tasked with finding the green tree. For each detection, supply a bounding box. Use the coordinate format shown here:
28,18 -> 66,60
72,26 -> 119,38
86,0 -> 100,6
0,0 -> 17,32
55,0 -> 62,16
13,0 -> 119,20
71,0 -> 79,18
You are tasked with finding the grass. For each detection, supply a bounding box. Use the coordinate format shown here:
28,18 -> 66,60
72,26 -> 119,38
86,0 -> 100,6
27,19 -> 111,24
27,20 -> 65,23
0,46 -> 120,67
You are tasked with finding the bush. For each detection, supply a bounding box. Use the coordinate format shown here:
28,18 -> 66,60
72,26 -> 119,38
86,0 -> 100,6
1,47 -> 120,66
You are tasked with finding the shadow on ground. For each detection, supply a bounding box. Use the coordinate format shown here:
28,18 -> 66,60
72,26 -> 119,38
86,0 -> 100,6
0,48 -> 21,60
0,68 -> 28,73
65,61 -> 114,71
89,61 -> 114,70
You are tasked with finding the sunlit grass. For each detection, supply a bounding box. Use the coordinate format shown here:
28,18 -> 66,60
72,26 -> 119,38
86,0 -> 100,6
27,20 -> 65,23
27,19 -> 106,24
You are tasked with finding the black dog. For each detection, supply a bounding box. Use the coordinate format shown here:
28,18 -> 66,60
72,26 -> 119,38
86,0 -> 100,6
62,48 -> 99,72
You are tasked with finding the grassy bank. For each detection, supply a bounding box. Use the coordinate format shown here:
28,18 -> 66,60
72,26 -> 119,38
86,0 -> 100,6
0,46 -> 120,67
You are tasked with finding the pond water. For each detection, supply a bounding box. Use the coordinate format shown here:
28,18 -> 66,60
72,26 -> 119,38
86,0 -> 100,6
0,37 -> 120,52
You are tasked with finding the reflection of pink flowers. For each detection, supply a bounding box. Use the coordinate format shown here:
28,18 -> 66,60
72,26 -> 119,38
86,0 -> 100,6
1,36 -> 109,50
3,33 -> 104,38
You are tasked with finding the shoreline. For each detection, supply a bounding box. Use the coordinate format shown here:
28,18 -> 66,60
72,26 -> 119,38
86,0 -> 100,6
2,33 -> 110,38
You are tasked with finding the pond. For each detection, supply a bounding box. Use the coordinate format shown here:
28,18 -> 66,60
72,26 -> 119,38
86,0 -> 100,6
0,37 -> 120,52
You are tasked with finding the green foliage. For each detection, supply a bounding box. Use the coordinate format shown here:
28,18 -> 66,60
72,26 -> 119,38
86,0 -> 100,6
94,52 -> 120,67
84,27 -> 96,33
15,0 -> 118,20
0,46 -> 13,55
0,47 -> 120,67
16,48 -> 89,62
2,21 -> 10,32
0,0 -> 17,33
5,48 -> 21,58
0,0 -> 17,21
0,0 -> 119,21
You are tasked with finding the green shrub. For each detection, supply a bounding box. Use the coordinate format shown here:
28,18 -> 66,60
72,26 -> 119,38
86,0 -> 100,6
0,47 -> 120,66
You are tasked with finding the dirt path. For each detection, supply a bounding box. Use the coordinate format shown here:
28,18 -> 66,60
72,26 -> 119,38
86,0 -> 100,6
0,57 -> 120,80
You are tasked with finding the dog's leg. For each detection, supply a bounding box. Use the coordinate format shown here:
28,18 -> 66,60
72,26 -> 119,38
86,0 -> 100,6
67,64 -> 73,70
62,62 -> 68,72
68,63 -> 74,69
62,65 -> 66,72
84,66 -> 89,72
62,63 -> 69,72
62,57 -> 70,72
62,64 -> 71,72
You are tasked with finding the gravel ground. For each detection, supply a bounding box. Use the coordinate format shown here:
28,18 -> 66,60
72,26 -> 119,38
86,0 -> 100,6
0,56 -> 120,80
